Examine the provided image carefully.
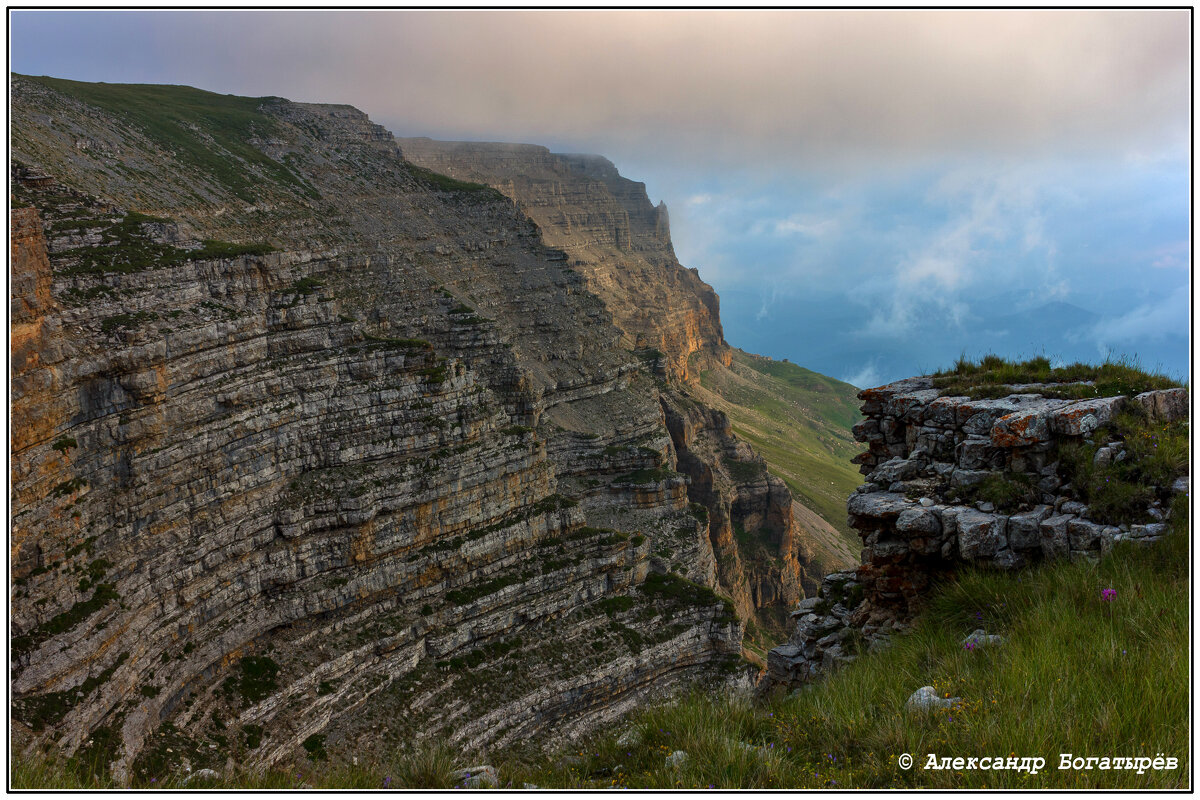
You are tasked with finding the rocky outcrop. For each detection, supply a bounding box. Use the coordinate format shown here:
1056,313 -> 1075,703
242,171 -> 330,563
769,377 -> 1189,688
398,138 -> 729,384
9,77 -> 752,783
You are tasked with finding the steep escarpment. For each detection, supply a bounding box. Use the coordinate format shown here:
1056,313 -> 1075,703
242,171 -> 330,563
398,138 -> 728,384
10,76 -> 746,782
398,138 -> 855,651
769,374 -> 1189,688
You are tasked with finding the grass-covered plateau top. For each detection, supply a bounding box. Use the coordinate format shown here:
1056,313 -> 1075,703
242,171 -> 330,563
932,355 -> 1181,400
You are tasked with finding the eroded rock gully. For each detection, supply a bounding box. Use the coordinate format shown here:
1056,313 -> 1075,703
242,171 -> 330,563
10,76 -> 826,781
768,377 -> 1189,688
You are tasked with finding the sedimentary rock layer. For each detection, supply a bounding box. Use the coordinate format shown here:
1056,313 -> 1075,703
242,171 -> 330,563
398,138 -> 729,383
10,77 -> 749,781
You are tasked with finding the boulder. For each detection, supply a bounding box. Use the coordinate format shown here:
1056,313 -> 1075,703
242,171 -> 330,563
906,686 -> 961,711
961,628 -> 1004,649
1132,388 -> 1188,423
616,728 -> 642,748
452,766 -> 499,789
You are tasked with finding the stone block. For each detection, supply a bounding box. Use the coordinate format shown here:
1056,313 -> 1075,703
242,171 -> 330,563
1132,388 -> 1188,423
1047,396 -> 1126,437
896,507 -> 941,536
957,509 -> 1006,561
1068,518 -> 1106,551
1007,505 -> 1052,550
847,492 -> 911,522
1039,513 -> 1073,559
991,408 -> 1051,447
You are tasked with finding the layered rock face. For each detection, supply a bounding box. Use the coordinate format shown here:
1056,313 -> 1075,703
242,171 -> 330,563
401,138 -> 843,631
398,139 -> 729,383
400,137 -> 839,647
10,77 -> 751,781
768,377 -> 1189,687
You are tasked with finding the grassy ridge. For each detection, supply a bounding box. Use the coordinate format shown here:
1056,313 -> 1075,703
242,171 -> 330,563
22,75 -> 314,201
698,350 -> 863,546
19,521 -> 1185,789
933,354 -> 1182,399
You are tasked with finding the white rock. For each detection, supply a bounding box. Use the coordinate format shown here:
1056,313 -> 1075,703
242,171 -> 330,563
905,686 -> 961,711
665,750 -> 688,767
961,628 -> 1004,648
451,765 -> 498,788
183,769 -> 220,785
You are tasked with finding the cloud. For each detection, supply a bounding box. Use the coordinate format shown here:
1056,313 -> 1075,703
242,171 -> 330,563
10,9 -> 1190,173
1080,285 -> 1190,358
842,359 -> 883,390
686,193 -> 714,206
1147,241 -> 1189,270
856,165 -> 1060,338
755,287 -> 779,321
770,214 -> 840,239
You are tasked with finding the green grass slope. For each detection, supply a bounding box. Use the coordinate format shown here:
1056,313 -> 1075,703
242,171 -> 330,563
697,350 -> 864,550
19,75 -> 316,201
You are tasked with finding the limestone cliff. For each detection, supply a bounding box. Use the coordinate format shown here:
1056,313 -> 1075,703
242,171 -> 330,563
398,139 -> 729,384
10,76 -> 745,781
399,138 -> 851,651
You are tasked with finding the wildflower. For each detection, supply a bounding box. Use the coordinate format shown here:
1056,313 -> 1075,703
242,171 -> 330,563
1101,588 -> 1117,602
383,776 -> 391,788
964,641 -> 976,651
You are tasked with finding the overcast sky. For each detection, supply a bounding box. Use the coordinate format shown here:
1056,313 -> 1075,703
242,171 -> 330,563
10,9 -> 1191,384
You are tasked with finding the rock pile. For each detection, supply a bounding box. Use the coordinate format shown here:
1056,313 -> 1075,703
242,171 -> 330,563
769,377 -> 1188,689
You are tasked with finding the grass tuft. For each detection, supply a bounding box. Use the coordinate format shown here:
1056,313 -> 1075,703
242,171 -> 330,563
932,354 -> 1180,400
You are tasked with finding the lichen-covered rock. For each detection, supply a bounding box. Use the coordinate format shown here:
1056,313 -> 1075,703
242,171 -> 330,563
771,372 -> 1184,692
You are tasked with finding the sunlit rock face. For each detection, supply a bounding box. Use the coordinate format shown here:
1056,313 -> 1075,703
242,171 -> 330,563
399,138 -> 731,384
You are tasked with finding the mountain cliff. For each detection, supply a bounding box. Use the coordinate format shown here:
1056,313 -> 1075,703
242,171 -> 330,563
398,138 -> 726,385
9,75 -> 851,781
399,138 -> 859,650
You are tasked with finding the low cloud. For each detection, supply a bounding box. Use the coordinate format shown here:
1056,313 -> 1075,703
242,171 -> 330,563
10,9 -> 1190,172
855,165 -> 1060,339
1079,285 -> 1190,365
842,359 -> 883,390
